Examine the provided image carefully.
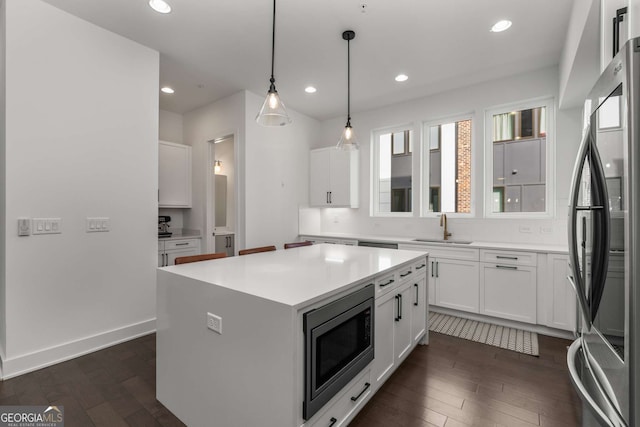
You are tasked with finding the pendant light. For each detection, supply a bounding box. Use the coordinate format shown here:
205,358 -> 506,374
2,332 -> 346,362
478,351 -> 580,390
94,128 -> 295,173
214,160 -> 222,174
256,0 -> 291,126
336,30 -> 358,151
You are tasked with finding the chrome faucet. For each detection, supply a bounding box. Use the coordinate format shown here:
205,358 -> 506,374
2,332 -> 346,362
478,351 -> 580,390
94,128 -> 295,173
440,213 -> 452,240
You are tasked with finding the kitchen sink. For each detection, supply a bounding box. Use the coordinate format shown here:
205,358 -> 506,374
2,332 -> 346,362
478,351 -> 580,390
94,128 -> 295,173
412,238 -> 473,245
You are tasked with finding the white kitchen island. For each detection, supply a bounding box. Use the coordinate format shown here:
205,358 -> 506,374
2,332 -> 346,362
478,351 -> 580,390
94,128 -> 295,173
156,244 -> 429,427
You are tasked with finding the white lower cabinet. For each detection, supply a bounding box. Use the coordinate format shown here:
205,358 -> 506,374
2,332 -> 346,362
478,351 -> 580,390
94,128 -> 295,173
432,257 -> 480,313
480,249 -> 537,324
411,274 -> 428,343
373,260 -> 428,389
545,254 -> 577,332
308,368 -> 371,427
158,238 -> 200,267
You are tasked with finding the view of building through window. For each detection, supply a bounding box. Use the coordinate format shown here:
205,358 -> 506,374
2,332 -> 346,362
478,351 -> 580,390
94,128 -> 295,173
378,130 -> 413,213
491,106 -> 546,213
427,119 -> 472,213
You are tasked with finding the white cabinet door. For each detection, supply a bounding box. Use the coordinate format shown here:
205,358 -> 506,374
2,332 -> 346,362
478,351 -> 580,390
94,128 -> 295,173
394,283 -> 413,361
328,149 -> 352,206
434,258 -> 480,313
410,274 -> 428,343
309,148 -> 358,208
546,254 -> 577,332
480,264 -> 537,324
309,149 -> 330,206
159,140 -> 192,208
372,290 -> 396,388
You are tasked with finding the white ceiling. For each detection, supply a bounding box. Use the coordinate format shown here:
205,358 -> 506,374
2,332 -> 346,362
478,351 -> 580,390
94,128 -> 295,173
43,0 -> 575,121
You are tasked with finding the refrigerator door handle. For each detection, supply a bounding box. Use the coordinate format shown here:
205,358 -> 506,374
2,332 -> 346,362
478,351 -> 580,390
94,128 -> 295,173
567,339 -> 623,427
567,274 -> 590,332
567,127 -> 592,329
586,140 -> 611,321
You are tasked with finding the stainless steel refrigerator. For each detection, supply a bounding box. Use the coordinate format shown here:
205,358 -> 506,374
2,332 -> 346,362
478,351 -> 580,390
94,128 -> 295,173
567,37 -> 640,427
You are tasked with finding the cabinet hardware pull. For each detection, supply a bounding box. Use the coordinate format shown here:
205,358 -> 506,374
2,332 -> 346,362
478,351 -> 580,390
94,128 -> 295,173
400,270 -> 412,277
394,295 -> 400,321
328,417 -> 337,427
436,261 -> 439,278
380,279 -> 394,287
350,382 -> 370,401
496,255 -> 518,260
414,283 -> 419,306
176,242 -> 189,246
329,191 -> 332,204
416,263 -> 426,270
398,294 -> 403,320
326,192 -> 330,204
496,265 -> 518,270
431,261 -> 434,277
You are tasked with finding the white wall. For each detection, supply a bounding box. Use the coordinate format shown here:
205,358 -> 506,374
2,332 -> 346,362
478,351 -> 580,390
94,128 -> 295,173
310,66 -> 582,245
2,0 -> 159,378
159,109 -> 183,143
244,91 -> 320,249
0,0 -> 6,372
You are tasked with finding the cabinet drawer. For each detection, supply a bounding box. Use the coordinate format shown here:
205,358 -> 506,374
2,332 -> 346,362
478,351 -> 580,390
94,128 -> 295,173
480,249 -> 536,266
396,263 -> 415,284
412,257 -> 429,276
308,368 -> 371,427
375,272 -> 398,297
421,245 -> 479,261
165,239 -> 200,251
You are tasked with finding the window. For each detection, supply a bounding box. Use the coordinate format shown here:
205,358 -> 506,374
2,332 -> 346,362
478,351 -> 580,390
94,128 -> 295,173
486,99 -> 553,216
422,117 -> 472,214
372,127 -> 414,215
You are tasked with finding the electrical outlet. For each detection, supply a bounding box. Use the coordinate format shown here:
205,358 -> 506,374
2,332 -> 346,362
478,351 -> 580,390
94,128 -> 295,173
519,225 -> 533,234
207,312 -> 222,334
18,218 -> 31,236
540,226 -> 553,234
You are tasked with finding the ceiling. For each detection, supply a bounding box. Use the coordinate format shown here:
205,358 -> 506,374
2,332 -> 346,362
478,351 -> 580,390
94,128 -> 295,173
43,0 -> 575,121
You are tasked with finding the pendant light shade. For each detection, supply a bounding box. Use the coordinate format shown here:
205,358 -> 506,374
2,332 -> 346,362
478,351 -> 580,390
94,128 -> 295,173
337,30 -> 358,151
256,0 -> 291,126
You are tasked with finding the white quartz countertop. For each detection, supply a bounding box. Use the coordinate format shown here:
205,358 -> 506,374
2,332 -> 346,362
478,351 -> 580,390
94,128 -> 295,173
158,230 -> 202,241
160,244 -> 428,309
301,232 -> 568,254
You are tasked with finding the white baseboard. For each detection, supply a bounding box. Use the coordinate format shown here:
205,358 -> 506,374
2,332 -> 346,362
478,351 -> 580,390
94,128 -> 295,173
1,318 -> 156,380
430,306 -> 576,340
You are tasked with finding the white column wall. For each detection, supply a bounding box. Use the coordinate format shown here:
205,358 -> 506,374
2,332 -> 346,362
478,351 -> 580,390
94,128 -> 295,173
243,91 -> 320,250
2,0 -> 159,377
182,91 -> 246,250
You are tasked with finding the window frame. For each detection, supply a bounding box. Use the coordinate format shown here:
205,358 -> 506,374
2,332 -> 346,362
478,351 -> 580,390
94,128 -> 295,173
421,113 -> 475,218
484,97 -> 555,219
370,123 -> 418,218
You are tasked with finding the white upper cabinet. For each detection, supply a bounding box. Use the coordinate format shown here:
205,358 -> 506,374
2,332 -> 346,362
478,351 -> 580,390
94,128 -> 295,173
159,140 -> 192,208
309,147 -> 358,208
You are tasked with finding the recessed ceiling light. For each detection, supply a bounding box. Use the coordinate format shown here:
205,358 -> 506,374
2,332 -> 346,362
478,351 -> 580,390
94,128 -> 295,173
305,86 -> 317,94
149,0 -> 171,14
161,87 -> 175,94
490,20 -> 512,32
395,74 -> 408,82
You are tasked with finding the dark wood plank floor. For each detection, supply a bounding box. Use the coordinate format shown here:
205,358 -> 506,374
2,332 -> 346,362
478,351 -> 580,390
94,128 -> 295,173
350,332 -> 582,427
0,332 -> 580,426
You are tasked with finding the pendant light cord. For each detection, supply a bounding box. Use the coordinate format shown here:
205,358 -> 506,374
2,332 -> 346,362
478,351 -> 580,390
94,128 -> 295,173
346,37 -> 351,125
270,0 -> 276,87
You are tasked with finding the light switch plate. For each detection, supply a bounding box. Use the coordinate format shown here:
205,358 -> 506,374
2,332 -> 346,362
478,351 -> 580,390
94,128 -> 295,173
32,218 -> 61,235
86,217 -> 110,232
